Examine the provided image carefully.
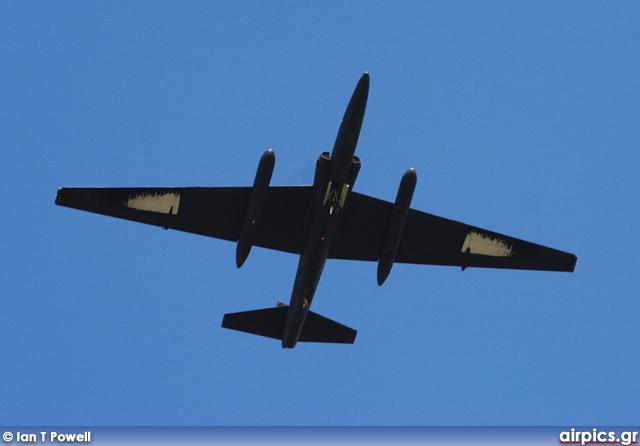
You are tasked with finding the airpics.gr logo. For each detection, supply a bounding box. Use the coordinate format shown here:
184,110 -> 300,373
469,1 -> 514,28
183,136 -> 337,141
559,428 -> 638,446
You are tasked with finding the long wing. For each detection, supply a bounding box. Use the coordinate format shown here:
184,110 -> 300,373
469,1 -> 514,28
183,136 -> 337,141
329,192 -> 577,272
55,186 -> 312,254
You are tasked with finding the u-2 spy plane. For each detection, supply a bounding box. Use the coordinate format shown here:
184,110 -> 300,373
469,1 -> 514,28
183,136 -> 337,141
56,72 -> 577,348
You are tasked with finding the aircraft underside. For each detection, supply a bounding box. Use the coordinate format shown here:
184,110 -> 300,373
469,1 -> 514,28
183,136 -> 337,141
55,72 -> 577,348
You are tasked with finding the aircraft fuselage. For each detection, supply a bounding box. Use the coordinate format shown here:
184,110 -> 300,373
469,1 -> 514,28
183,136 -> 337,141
281,73 -> 370,348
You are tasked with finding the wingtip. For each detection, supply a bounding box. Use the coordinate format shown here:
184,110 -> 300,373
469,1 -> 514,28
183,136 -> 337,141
55,187 -> 63,205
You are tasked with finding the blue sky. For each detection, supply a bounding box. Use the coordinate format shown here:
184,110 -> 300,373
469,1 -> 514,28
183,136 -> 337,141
1,2 -> 638,426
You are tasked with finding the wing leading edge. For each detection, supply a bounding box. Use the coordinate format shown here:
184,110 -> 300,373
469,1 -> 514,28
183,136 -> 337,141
329,191 -> 577,272
55,186 -> 312,255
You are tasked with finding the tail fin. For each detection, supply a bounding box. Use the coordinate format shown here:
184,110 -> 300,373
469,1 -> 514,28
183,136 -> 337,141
221,306 -> 356,344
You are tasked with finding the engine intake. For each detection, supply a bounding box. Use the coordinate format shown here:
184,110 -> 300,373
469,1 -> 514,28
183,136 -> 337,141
313,151 -> 332,187
347,156 -> 361,189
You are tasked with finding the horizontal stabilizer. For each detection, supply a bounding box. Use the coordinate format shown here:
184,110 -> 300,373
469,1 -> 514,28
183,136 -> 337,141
222,306 -> 288,340
299,310 -> 357,344
222,306 -> 357,344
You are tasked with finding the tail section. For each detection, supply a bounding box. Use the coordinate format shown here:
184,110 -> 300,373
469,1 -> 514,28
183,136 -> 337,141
299,311 -> 357,344
221,305 -> 356,344
222,306 -> 288,340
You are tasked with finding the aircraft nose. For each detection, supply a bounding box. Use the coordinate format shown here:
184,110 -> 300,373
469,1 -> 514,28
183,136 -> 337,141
357,72 -> 370,93
349,72 -> 369,111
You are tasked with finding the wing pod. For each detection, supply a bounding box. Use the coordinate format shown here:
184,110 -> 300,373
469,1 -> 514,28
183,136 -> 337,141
377,168 -> 417,285
236,149 -> 276,268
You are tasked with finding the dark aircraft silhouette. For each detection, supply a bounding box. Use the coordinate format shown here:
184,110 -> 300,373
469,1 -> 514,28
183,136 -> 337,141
56,72 -> 577,348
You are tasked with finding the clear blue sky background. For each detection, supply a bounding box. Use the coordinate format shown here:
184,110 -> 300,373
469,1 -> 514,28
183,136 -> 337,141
1,2 -> 638,426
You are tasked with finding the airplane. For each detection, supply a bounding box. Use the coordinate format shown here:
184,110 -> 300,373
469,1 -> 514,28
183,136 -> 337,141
55,72 -> 577,349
